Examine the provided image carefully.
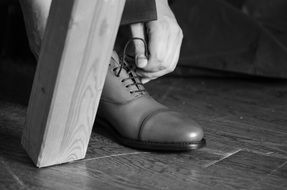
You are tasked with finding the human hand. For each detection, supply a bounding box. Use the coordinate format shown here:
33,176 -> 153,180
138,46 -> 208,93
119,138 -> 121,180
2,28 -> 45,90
131,0 -> 183,83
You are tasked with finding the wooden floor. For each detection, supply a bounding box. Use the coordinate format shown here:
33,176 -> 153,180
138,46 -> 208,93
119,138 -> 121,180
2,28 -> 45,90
0,60 -> 287,190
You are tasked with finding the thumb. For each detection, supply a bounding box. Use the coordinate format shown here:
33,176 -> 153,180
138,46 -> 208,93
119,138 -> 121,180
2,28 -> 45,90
130,23 -> 148,68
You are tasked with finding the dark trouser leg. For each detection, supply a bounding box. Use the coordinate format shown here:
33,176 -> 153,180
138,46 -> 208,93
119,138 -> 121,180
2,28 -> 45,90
172,0 -> 287,78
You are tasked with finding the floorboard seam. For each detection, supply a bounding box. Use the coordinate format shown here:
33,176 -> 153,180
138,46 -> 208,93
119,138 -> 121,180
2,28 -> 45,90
245,149 -> 287,159
268,160 -> 287,176
83,152 -> 148,162
203,149 -> 242,168
0,159 -> 26,189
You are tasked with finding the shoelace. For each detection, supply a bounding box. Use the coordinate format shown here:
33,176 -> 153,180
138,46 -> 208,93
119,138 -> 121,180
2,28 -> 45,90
113,38 -> 148,95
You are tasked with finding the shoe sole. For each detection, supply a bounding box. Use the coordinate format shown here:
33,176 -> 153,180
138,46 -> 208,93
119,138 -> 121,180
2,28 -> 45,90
95,118 -> 206,151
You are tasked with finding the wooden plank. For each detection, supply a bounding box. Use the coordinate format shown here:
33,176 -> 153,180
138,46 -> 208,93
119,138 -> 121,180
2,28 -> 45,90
22,0 -> 126,167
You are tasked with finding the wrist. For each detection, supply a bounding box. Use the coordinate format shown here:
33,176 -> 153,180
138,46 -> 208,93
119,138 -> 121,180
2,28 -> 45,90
155,0 -> 169,7
154,0 -> 175,18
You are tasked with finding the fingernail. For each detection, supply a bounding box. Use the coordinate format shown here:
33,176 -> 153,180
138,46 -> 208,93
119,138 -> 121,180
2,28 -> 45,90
136,55 -> 148,68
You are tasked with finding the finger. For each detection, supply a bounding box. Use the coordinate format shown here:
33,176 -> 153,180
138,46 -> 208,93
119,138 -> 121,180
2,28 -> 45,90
144,21 -> 180,73
143,33 -> 173,73
159,25 -> 182,72
137,39 -> 182,79
154,28 -> 182,74
162,33 -> 182,73
169,34 -> 183,71
130,23 -> 148,68
142,22 -> 168,72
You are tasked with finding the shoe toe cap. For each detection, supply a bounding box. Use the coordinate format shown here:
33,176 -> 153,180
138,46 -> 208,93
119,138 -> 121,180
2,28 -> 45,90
184,125 -> 204,142
139,111 -> 204,143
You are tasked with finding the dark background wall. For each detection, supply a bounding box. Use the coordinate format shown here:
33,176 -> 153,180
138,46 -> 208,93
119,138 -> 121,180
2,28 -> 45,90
0,0 -> 33,59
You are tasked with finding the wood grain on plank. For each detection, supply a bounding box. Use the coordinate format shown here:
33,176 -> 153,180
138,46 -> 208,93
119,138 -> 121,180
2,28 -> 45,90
22,0 -> 126,167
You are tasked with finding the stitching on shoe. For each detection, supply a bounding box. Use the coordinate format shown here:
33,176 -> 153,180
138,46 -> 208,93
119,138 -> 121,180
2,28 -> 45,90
137,108 -> 172,141
96,116 -> 205,147
100,94 -> 151,105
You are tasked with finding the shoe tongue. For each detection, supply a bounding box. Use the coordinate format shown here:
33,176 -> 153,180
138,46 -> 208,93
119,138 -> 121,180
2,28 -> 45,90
110,52 -> 130,80
110,52 -> 129,79
111,51 -> 121,68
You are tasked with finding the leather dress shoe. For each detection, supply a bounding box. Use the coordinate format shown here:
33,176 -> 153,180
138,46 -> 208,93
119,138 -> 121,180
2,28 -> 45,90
96,49 -> 206,151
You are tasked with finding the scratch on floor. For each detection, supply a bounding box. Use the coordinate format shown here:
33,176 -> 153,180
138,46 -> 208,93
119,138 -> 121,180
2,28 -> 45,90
0,159 -> 25,188
203,149 -> 242,168
244,149 -> 275,157
268,160 -> 287,176
83,152 -> 148,162
199,147 -> 228,156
